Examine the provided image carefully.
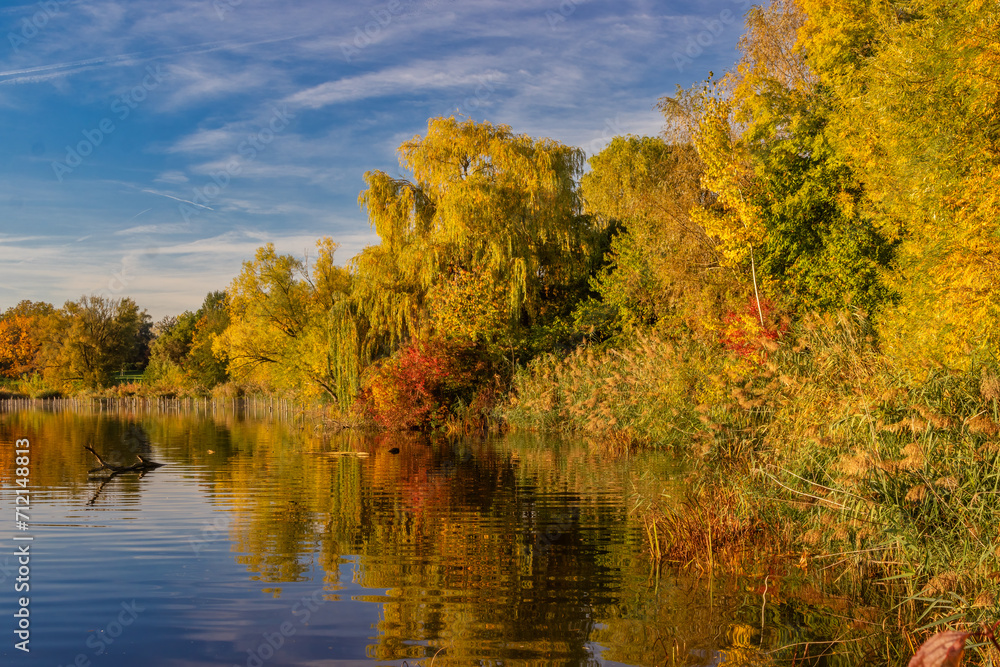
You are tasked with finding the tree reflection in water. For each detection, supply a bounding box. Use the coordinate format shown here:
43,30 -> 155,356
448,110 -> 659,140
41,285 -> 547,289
1,403 -> 886,666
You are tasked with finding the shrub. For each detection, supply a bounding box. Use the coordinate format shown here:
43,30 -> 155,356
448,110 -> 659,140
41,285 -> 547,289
16,373 -> 62,399
719,296 -> 787,362
359,337 -> 480,430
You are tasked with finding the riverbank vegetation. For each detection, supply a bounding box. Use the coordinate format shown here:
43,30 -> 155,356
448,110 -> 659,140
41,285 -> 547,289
3,0 -> 999,660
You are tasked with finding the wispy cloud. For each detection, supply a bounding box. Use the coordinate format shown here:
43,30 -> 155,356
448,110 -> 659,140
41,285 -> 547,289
164,127 -> 242,155
114,222 -> 190,236
286,61 -> 509,109
0,34 -> 311,85
154,170 -> 189,184
0,0 -> 745,315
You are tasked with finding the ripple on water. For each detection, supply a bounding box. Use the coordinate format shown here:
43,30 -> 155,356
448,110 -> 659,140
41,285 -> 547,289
0,407 -> 842,666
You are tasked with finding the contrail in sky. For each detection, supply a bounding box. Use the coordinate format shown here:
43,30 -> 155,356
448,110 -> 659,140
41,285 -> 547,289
141,189 -> 213,210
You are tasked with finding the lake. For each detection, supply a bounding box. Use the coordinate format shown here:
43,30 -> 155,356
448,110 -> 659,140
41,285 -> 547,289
1,401 -> 849,666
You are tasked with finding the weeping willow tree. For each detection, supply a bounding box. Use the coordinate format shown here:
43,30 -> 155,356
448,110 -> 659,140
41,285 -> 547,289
331,116 -> 603,407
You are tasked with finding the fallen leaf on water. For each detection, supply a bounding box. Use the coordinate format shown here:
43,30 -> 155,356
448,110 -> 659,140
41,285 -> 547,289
908,630 -> 970,667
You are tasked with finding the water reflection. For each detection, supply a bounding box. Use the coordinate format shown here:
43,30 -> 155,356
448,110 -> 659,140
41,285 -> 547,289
0,404 -> 866,666
206,425 -> 635,664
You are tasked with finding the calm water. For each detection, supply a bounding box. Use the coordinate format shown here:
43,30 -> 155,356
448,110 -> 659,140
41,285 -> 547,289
0,403 -> 843,666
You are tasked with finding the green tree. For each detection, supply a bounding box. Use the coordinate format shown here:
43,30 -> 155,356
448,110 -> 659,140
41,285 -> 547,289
152,314 -> 196,365
144,314 -> 196,388
674,0 -> 896,318
38,296 -> 150,389
188,291 -> 229,387
145,291 -> 230,390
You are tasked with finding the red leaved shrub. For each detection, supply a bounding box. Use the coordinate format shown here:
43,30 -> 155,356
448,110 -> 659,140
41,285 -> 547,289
359,337 -> 478,430
719,297 -> 787,362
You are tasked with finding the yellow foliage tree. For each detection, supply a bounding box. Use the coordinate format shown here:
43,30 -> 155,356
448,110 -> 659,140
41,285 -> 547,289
322,116 -> 606,415
672,0 -> 895,318
350,116 -> 598,349
214,238 -> 352,400
426,266 -> 509,346
799,0 -> 1000,364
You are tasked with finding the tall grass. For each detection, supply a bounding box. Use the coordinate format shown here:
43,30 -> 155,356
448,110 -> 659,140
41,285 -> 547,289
505,312 -> 1000,662
505,332 -> 749,456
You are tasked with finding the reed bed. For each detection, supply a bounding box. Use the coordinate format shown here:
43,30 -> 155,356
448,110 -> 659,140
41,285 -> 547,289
505,312 -> 1000,663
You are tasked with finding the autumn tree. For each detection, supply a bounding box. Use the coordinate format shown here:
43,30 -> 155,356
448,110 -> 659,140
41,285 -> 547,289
282,116 -> 607,423
672,0 -> 896,319
0,300 -> 54,378
215,238 -> 351,399
37,296 -> 151,389
349,116 -> 601,354
798,0 -> 1000,364
576,136 -> 730,336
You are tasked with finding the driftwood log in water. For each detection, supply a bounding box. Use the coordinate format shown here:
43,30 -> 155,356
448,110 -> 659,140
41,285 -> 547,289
85,446 -> 164,474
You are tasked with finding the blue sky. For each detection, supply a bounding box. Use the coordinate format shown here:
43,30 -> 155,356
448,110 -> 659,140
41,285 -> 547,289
0,0 -> 747,319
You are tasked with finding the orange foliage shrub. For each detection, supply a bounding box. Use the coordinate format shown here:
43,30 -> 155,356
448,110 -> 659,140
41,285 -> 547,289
359,338 -> 480,430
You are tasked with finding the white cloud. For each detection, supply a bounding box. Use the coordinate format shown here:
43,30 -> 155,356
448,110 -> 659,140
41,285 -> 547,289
114,223 -> 192,236
286,61 -> 509,109
0,227 -> 377,318
0,0 -> 747,317
165,126 -> 241,155
154,170 -> 189,184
